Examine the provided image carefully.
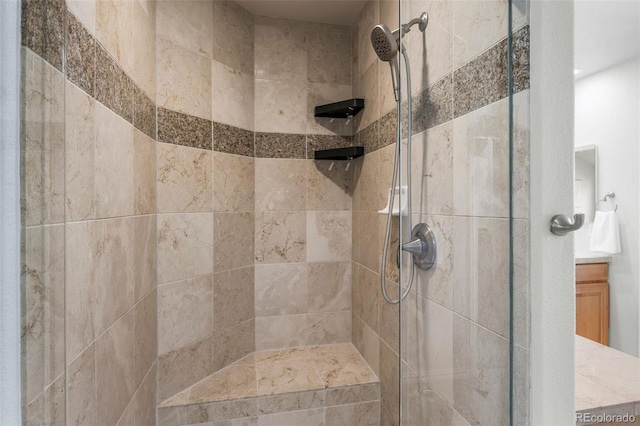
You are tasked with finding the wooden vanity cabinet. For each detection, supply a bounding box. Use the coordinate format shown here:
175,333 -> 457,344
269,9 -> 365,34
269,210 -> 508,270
575,263 -> 609,345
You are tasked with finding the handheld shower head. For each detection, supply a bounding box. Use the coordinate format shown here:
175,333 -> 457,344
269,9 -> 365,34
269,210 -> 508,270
371,24 -> 401,101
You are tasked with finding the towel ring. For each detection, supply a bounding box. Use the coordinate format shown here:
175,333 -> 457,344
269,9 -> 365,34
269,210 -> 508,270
596,192 -> 618,212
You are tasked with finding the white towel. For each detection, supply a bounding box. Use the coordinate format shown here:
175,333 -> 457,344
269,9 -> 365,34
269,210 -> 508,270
589,210 -> 621,254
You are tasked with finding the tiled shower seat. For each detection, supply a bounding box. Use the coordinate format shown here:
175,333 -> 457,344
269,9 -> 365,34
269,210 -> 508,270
157,343 -> 380,426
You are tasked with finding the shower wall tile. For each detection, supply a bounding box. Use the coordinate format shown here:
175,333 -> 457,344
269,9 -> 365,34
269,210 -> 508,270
93,217 -> 135,337
306,83 -> 354,137
452,315 -> 509,426
254,263 -> 308,317
379,341 -> 399,422
93,101 -> 134,219
512,89 -> 531,220
352,211 -> 382,273
95,0 -> 133,76
213,319 -> 255,372
65,80 -> 95,221
254,16 -> 307,82
156,0 -> 213,59
67,344 -> 97,426
354,0 -> 379,77
21,49 -> 65,226
66,10 -> 95,97
21,0 -> 65,71
133,214 -> 157,302
212,0 -> 254,75
67,0 -> 95,35
157,37 -> 212,120
353,61 -> 379,132
307,262 -> 351,313
453,38 -> 509,119
213,212 -> 255,272
408,0 -> 454,93
255,211 -> 306,264
352,263 -> 381,335
132,0 -> 156,98
158,275 -> 213,356
213,122 -> 255,157
512,26 -> 531,95
307,31 -> 351,85
95,309 -> 135,426
255,132 -> 306,159
156,143 -> 213,213
254,79 -> 307,134
157,212 -> 214,285
134,363 -> 157,426
65,221 -> 96,360
307,160 -> 352,211
212,59 -> 254,131
213,152 -> 255,213
157,336 -> 214,402
95,44 -> 134,124
157,107 -> 213,150
452,96 -> 509,218
132,85 -> 156,139
411,74 -> 454,135
325,401 -> 380,426
133,129 -> 156,215
306,135 -> 352,156
306,211 -> 352,262
134,289 -> 157,387
453,217 -> 510,339
255,314 -> 309,351
307,311 -> 351,345
255,159 -> 307,211
213,266 -> 255,330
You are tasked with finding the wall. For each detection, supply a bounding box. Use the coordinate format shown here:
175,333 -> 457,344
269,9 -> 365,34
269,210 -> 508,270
350,0 -> 530,424
252,15 -> 353,352
21,0 -> 159,424
575,57 -> 640,356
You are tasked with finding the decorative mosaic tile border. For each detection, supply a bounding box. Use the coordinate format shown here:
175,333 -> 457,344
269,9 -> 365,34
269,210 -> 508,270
157,107 -> 212,150
213,122 -> 254,157
255,133 -> 306,159
22,0 -> 65,72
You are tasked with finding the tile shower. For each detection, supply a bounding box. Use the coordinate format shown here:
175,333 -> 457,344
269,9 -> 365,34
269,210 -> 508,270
20,0 -> 530,425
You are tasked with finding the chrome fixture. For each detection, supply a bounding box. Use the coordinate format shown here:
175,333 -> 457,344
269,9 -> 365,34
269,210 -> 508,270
596,191 -> 618,211
550,213 -> 585,236
371,13 -> 436,305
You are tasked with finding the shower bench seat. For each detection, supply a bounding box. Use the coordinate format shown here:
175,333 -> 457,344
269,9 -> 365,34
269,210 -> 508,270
157,343 -> 380,426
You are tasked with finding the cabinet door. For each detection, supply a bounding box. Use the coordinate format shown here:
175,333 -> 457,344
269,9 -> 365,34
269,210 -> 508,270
576,282 -> 609,345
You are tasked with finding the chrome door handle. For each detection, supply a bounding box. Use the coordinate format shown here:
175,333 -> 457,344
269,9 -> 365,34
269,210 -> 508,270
550,213 -> 585,236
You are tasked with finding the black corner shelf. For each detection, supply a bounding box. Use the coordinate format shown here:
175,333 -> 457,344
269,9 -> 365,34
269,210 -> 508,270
314,98 -> 365,118
314,146 -> 365,161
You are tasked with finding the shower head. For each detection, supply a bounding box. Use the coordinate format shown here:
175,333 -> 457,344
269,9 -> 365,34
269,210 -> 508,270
371,24 -> 398,62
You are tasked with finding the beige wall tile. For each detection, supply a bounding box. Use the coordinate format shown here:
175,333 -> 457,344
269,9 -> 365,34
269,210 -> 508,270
134,289 -> 157,387
65,80 -> 95,221
96,0 -> 133,75
116,399 -> 135,426
134,129 -> 156,215
157,37 -> 212,120
307,262 -> 351,313
306,82 -> 353,136
212,0 -> 254,75
133,214 -> 157,302
157,336 -> 213,402
212,59 -> 254,131
325,401 -> 380,426
67,344 -> 96,426
94,102 -> 134,219
255,314 -> 308,351
156,0 -> 213,59
307,31 -> 351,85
306,211 -> 352,262
134,362 -> 157,426
132,0 -> 156,97
307,160 -> 352,211
157,213 -> 214,284
254,79 -> 307,134
93,217 -> 135,336
254,263 -> 308,317
213,319 -> 255,372
255,211 -> 306,264
96,310 -> 135,426
214,212 -> 254,271
512,90 -> 530,219
213,266 -> 255,330
157,142 -> 213,213
254,16 -> 306,82
213,152 -> 255,213
308,311 -> 351,345
256,408 -> 324,426
354,61 -> 379,132
413,215 -> 453,309
379,342 -> 399,422
354,0 -> 379,77
255,159 -> 307,212
67,0 -> 96,35
158,275 -> 213,355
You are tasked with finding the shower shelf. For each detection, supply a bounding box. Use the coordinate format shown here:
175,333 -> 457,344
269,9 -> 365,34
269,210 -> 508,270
314,98 -> 365,118
314,146 -> 364,160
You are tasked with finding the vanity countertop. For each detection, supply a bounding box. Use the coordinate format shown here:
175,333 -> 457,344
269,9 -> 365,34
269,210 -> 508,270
575,252 -> 612,264
576,335 -> 640,412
